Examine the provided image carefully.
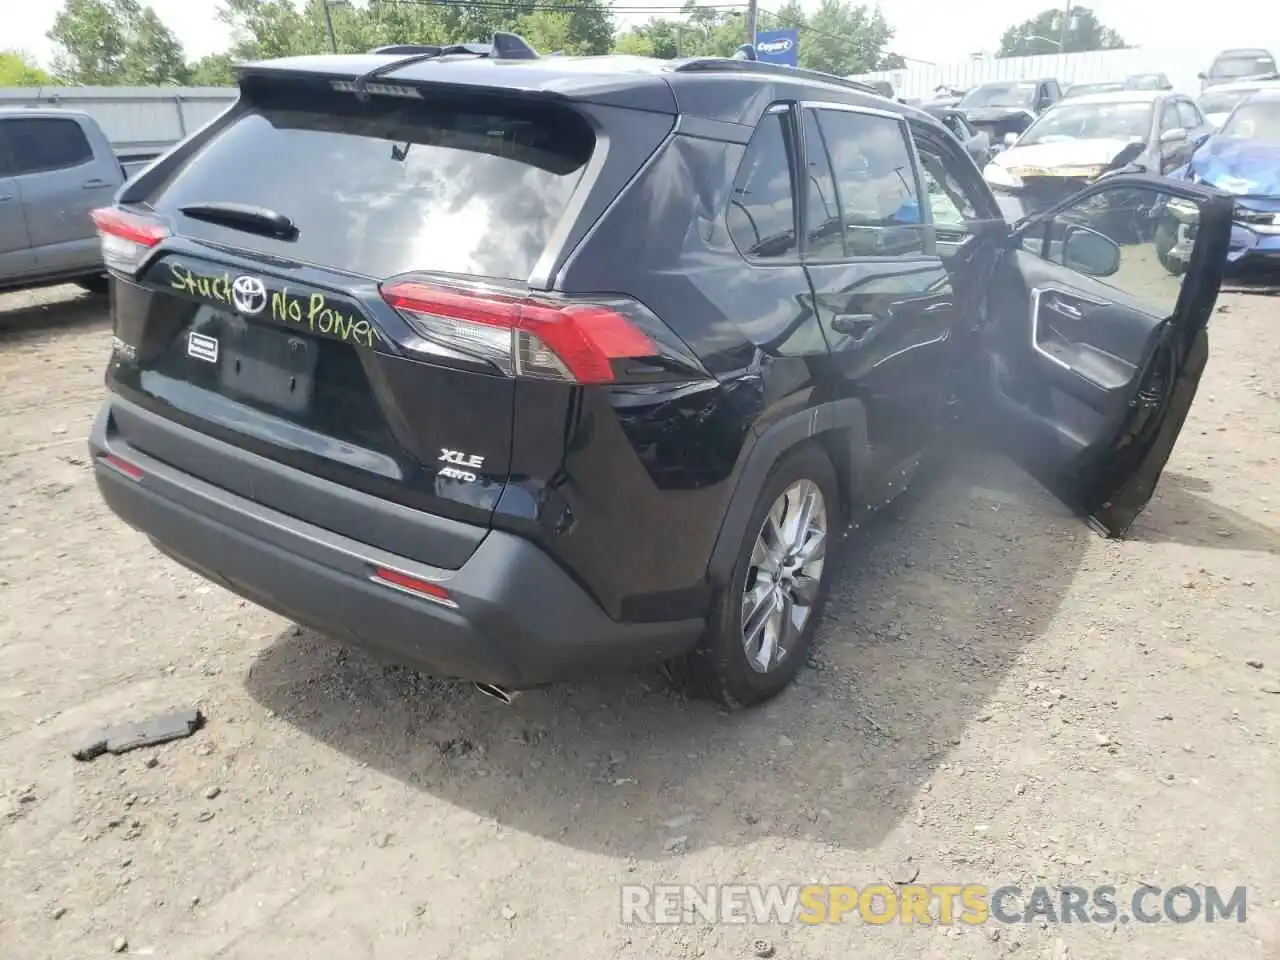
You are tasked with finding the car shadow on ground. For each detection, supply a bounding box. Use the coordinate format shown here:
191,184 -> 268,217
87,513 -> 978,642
1128,470 -> 1280,554
244,444 -> 1092,858
0,289 -> 109,343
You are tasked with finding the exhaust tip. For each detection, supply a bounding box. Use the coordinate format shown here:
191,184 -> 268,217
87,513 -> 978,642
473,681 -> 519,704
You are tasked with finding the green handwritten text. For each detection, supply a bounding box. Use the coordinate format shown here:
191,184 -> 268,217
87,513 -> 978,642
166,261 -> 374,348
168,262 -> 232,304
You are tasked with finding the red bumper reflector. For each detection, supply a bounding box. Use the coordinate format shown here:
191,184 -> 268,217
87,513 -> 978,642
371,567 -> 455,606
99,453 -> 143,481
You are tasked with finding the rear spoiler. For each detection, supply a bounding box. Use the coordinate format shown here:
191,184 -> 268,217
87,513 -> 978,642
232,38 -> 677,114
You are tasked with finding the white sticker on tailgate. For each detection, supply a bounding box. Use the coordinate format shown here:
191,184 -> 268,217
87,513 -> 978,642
187,331 -> 219,364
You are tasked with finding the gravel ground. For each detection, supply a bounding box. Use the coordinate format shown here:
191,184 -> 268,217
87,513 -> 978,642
1,284 -> 1277,960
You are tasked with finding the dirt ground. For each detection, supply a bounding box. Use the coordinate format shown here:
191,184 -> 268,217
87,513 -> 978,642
1,283 -> 1277,960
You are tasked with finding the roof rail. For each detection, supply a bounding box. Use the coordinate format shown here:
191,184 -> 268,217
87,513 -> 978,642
672,54 -> 885,97
355,31 -> 538,98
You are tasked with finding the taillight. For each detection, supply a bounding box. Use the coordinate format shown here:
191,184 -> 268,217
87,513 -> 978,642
91,207 -> 169,276
380,279 -> 701,385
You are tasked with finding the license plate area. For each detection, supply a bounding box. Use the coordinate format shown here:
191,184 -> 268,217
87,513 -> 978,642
215,313 -> 317,415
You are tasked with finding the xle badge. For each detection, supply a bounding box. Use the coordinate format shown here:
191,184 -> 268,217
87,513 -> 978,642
438,448 -> 484,483
187,331 -> 219,364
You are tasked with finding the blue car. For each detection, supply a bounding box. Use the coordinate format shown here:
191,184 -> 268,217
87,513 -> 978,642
1168,88 -> 1280,270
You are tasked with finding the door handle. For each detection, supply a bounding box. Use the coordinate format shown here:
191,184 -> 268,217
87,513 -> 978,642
83,179 -> 109,189
0,194 -> 12,202
831,313 -> 877,339
1044,296 -> 1082,319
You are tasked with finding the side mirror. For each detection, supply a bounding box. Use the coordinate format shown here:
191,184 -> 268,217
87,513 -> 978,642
1003,132 -> 1019,147
1160,127 -> 1188,144
1196,71 -> 1207,80
1062,224 -> 1121,277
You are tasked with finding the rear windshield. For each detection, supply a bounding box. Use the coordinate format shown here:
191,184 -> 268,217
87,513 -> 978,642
1222,98 -> 1280,140
148,84 -> 595,282
1200,88 -> 1259,114
1211,54 -> 1276,79
959,82 -> 1037,109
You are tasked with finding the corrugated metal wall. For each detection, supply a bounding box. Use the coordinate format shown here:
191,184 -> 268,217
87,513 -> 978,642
0,86 -> 237,159
850,44 -> 1249,100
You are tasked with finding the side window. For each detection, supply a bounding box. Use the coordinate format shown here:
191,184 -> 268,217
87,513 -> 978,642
1176,99 -> 1202,129
800,110 -> 845,260
944,115 -> 967,139
813,108 -> 926,258
5,118 -> 93,175
913,137 -> 978,228
1160,101 -> 1182,132
1033,186 -> 1191,317
727,110 -> 798,260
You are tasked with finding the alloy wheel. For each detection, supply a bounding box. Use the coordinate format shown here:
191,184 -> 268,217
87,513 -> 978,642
741,479 -> 827,674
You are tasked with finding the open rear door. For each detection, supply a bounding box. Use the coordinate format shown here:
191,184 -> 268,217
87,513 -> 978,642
979,173 -> 1233,536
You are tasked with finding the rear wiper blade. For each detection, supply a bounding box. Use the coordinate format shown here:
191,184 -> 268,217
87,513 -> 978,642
179,202 -> 298,241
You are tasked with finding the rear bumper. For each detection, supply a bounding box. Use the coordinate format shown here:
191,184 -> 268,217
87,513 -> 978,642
90,400 -> 703,687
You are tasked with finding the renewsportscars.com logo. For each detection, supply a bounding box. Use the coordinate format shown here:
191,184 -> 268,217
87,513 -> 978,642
621,883 -> 1248,926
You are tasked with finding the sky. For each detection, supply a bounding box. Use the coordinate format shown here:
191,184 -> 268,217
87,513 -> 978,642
8,0 -> 1280,69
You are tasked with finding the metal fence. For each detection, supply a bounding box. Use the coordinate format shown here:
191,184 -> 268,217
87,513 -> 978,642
0,86 -> 237,163
849,44 -> 1274,100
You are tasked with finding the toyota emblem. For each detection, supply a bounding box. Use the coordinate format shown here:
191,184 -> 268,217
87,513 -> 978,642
231,275 -> 268,316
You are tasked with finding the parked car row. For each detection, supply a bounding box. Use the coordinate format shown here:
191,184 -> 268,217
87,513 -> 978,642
1199,48 -> 1278,91
1064,73 -> 1173,98
1198,77 -> 1280,128
982,90 -> 1212,216
879,43 -> 1280,279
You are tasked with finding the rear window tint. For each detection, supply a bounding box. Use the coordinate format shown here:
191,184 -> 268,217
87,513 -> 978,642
149,86 -> 595,282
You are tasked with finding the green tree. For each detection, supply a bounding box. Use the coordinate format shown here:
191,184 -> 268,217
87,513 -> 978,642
120,7 -> 189,84
189,52 -> 236,85
514,9 -> 614,56
0,50 -> 55,86
47,0 -> 190,84
762,0 -> 897,75
997,6 -> 1126,57
612,32 -> 655,58
616,0 -> 898,75
217,0 -> 612,59
48,0 -> 137,83
612,3 -> 744,60
219,0 -> 322,59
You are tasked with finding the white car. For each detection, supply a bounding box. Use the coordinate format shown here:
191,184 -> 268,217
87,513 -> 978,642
1198,78 -> 1280,128
982,90 -> 1211,217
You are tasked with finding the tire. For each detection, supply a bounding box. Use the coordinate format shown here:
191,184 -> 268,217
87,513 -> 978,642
77,275 -> 110,295
670,443 -> 841,709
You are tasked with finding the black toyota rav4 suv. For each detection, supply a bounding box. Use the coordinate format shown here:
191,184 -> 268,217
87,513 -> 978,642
89,39 -> 1233,709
